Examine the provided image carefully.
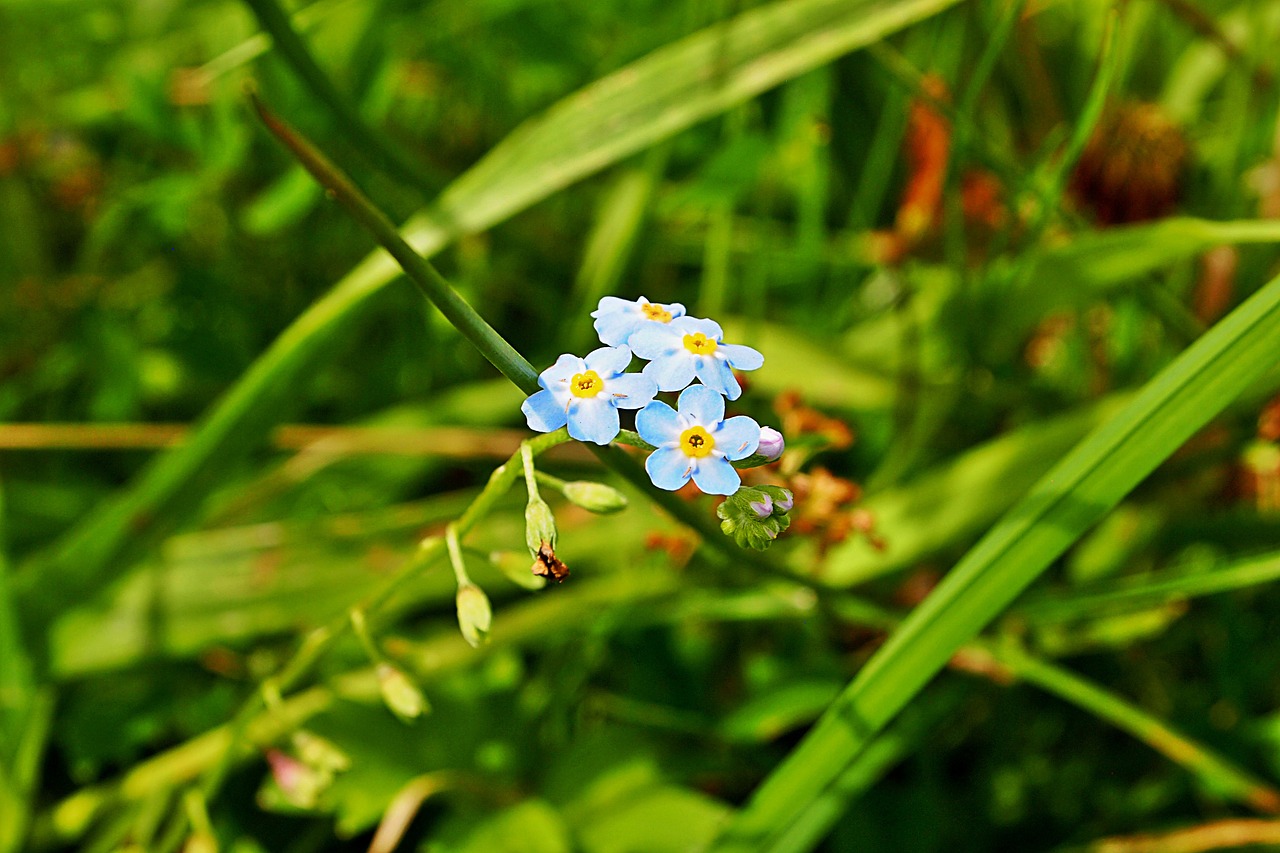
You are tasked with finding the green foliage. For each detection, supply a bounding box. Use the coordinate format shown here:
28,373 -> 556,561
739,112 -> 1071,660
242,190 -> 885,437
5,0 -> 1280,851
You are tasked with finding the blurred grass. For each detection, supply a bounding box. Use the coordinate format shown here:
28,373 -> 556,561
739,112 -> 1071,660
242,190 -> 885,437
3,0 -> 1280,851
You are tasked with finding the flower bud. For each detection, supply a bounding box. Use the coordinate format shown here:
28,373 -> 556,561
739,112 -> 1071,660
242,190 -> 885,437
561,480 -> 628,514
456,582 -> 493,648
757,427 -> 786,461
377,663 -> 429,721
524,497 -> 557,556
748,494 -> 774,519
264,748 -> 326,810
291,731 -> 350,774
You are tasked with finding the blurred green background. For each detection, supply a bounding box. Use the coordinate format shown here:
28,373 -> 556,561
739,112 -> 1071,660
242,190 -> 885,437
3,0 -> 1280,851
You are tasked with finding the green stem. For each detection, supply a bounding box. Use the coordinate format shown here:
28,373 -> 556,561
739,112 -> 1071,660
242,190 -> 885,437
242,0 -> 436,195
197,427 -> 572,799
444,525 -> 470,588
252,95 -> 541,395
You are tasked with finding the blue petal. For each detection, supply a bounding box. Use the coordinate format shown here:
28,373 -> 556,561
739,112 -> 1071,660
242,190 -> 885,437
540,353 -> 587,388
567,398 -> 620,445
713,415 -> 761,460
677,384 -> 725,426
694,357 -> 742,400
643,353 -> 697,392
664,301 -> 687,319
593,313 -> 643,347
627,324 -> 681,360
592,296 -> 634,318
585,345 -> 633,377
670,316 -> 724,340
636,400 -> 683,446
718,343 -> 764,371
606,372 -> 658,409
691,457 -> 741,495
522,389 -> 568,433
645,446 -> 693,491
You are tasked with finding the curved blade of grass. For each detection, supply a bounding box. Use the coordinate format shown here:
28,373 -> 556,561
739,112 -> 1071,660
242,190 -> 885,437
708,272 -> 1280,852
16,0 -> 962,637
994,644 -> 1280,813
1017,549 -> 1280,624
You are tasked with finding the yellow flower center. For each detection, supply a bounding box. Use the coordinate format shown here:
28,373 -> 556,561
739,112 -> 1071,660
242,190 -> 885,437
679,425 -> 716,459
641,303 -> 673,323
569,370 -> 604,398
682,332 -> 718,355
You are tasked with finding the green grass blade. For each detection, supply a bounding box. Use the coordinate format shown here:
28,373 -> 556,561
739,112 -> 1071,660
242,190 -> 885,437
994,645 -> 1280,813
17,0 -> 963,632
709,272 -> 1280,852
1018,549 -> 1280,624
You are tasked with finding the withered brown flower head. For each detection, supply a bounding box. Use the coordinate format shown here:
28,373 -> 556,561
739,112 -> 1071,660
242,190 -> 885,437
1071,101 -> 1189,225
531,541 -> 569,583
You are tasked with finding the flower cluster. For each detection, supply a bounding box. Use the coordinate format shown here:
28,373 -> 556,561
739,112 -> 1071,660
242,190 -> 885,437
521,295 -> 772,495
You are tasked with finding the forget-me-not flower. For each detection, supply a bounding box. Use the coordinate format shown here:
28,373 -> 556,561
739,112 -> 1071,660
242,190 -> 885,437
522,346 -> 657,445
629,316 -> 763,401
592,296 -> 686,347
636,384 -> 760,495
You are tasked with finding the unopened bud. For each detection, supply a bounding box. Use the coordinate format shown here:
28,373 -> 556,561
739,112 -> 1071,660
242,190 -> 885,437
524,497 -> 557,556
291,731 -> 350,774
264,749 -> 325,810
561,480 -> 628,514
758,427 -> 786,461
377,663 -> 429,721
456,582 -> 493,647
748,494 -> 774,519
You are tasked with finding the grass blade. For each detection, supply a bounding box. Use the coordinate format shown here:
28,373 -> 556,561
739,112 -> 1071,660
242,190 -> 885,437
17,0 -> 963,632
709,271 -> 1280,852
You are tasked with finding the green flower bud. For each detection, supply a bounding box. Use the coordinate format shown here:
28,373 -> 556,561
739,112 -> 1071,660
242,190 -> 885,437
561,480 -> 628,514
456,582 -> 493,648
377,663 -> 429,722
524,496 -> 557,556
291,731 -> 350,775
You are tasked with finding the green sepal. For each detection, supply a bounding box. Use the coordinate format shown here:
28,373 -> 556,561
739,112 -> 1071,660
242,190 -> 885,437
717,486 -> 793,551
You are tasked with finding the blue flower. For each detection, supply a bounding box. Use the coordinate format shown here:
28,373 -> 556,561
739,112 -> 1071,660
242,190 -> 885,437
629,316 -> 763,401
591,295 -> 686,347
636,384 -> 760,495
522,346 -> 657,445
